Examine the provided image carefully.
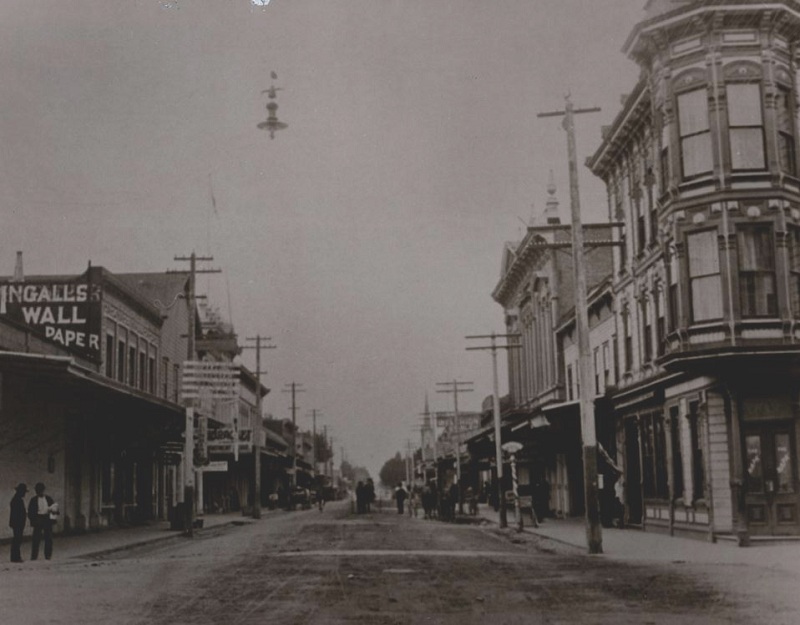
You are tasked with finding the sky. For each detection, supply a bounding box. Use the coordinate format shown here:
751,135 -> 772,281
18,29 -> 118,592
0,0 -> 647,479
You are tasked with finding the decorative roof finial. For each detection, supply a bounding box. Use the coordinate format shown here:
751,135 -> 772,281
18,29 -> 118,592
258,71 -> 288,139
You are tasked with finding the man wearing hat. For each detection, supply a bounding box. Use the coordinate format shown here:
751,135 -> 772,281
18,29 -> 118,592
8,483 -> 27,563
27,482 -> 55,560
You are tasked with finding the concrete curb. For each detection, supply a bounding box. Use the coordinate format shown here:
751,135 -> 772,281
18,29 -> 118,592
74,519 -> 252,559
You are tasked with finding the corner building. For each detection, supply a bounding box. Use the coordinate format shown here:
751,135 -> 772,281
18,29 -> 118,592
588,0 -> 800,542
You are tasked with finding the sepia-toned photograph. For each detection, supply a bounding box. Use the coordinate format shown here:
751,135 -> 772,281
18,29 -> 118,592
1,0 -> 800,622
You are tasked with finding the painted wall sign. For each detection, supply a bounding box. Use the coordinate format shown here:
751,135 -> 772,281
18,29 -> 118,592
0,279 -> 102,360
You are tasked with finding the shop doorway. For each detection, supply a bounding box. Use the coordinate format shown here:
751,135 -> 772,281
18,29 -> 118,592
744,422 -> 799,536
624,419 -> 642,525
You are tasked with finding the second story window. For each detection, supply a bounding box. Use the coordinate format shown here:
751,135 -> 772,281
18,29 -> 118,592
566,364 -> 574,401
777,85 -> 796,176
655,289 -> 666,357
594,347 -> 601,395
727,83 -> 765,171
737,224 -> 776,317
687,229 -> 723,322
623,310 -> 633,372
677,88 -> 712,179
660,124 -> 670,195
642,298 -> 653,363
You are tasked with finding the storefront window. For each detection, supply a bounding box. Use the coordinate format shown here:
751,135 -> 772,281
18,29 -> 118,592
670,407 -> 684,500
789,226 -> 800,315
642,412 -> 669,499
746,434 -> 763,493
689,401 -> 705,501
687,229 -> 723,321
727,83 -> 765,170
677,88 -> 712,178
775,433 -> 794,494
737,224 -> 776,317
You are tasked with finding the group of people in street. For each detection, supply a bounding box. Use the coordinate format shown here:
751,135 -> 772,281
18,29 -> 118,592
354,478 -> 375,514
8,482 -> 58,563
417,480 -> 471,522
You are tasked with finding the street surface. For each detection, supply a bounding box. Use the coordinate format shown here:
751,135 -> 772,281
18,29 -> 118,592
0,501 -> 797,624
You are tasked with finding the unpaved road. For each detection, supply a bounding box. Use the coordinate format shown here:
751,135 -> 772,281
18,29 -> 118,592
0,501 -> 787,624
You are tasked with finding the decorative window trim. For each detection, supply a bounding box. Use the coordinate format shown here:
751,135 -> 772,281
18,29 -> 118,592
722,60 -> 762,82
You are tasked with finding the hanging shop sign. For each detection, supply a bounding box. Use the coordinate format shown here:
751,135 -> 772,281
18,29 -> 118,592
0,279 -> 102,360
181,361 -> 239,400
207,427 -> 253,454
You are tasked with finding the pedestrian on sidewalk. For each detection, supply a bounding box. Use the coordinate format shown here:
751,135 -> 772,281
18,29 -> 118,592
9,483 -> 27,563
27,482 -> 56,561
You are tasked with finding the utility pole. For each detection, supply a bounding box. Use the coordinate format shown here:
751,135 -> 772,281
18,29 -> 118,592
466,333 -> 521,529
282,383 -> 305,488
538,95 -> 603,554
241,335 -> 276,519
172,252 -> 221,537
436,380 -> 473,514
306,409 -> 323,485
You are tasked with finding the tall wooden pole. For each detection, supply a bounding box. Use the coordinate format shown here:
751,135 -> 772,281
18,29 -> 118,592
436,380 -> 473,514
466,333 -> 521,530
172,252 -> 220,537
538,96 -> 603,554
243,335 -> 275,519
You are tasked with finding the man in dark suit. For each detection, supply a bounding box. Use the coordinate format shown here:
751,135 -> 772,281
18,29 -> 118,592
9,483 -> 27,563
27,482 -> 55,561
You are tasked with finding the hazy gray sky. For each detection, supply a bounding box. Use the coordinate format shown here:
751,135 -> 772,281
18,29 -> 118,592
0,0 -> 645,477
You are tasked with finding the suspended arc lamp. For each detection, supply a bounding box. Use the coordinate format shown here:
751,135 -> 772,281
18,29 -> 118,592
257,71 -> 288,139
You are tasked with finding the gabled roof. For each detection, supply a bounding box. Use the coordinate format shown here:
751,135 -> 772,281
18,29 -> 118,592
115,272 -> 190,312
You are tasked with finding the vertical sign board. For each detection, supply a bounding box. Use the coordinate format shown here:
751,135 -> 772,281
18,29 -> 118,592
0,277 -> 102,361
182,361 -> 240,467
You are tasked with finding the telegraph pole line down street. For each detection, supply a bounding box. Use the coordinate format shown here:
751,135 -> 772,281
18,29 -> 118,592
538,95 -> 603,554
436,379 -> 473,514
282,383 -> 305,489
241,335 -> 276,519
465,333 -> 521,530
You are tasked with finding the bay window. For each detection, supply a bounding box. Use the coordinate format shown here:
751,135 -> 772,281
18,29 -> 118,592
687,229 -> 723,322
727,83 -> 765,171
677,88 -> 712,178
737,224 -> 777,317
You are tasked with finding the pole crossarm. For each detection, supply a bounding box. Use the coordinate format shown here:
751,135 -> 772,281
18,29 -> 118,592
537,106 -> 601,118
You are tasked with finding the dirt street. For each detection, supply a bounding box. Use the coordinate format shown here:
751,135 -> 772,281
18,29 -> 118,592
0,501 -> 789,624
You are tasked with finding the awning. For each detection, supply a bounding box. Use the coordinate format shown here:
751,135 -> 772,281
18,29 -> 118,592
541,399 -> 580,415
0,351 -> 184,420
